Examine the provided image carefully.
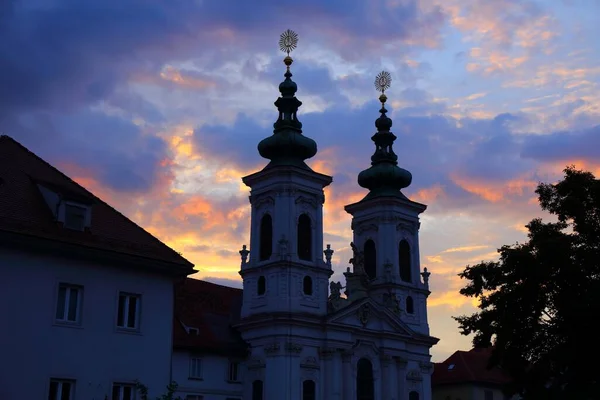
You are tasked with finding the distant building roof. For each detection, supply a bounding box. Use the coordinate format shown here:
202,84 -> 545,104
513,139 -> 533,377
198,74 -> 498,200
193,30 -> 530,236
173,278 -> 248,356
0,135 -> 194,274
432,347 -> 512,387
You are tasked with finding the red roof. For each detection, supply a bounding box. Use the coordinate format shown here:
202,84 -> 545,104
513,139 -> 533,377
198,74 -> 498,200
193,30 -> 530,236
173,278 -> 247,356
432,347 -> 512,387
0,135 -> 194,271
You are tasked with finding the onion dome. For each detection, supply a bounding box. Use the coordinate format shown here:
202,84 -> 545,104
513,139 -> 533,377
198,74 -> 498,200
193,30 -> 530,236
258,30 -> 317,169
357,71 -> 412,200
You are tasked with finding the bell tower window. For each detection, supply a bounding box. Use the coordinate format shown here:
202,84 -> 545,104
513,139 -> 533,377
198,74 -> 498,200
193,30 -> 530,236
399,239 -> 412,283
257,276 -> 266,296
303,276 -> 313,296
259,214 -> 272,261
297,214 -> 312,261
364,239 -> 376,279
406,296 -> 414,314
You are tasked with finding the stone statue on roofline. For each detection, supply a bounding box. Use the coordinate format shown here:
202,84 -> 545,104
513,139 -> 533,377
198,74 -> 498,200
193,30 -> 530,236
349,242 -> 366,275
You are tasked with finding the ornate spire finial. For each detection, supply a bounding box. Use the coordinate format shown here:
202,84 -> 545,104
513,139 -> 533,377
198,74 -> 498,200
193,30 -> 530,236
257,29 -> 317,169
374,70 -> 392,105
279,29 -> 298,68
356,70 -> 412,200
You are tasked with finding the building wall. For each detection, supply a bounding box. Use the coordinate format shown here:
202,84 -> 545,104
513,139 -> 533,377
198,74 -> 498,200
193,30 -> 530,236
433,384 -> 476,400
172,350 -> 244,400
433,384 -> 521,400
0,247 -> 176,400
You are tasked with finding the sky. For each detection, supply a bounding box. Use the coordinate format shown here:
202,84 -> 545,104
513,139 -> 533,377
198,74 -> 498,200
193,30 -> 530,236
2,0 -> 599,362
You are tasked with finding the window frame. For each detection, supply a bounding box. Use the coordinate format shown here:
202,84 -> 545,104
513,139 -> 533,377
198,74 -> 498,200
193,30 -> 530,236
116,292 -> 142,331
189,357 -> 203,380
484,389 -> 494,400
112,382 -> 137,400
64,202 -> 88,231
55,283 -> 83,325
49,378 -> 75,400
185,396 -> 204,400
227,360 -> 241,382
257,276 -> 266,296
302,275 -> 313,296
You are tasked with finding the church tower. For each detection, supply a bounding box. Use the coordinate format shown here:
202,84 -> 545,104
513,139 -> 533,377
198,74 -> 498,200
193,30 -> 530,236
344,72 -> 432,335
239,30 -> 333,320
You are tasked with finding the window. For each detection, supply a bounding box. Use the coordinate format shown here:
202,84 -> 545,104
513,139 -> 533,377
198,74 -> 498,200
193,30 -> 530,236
117,293 -> 140,330
399,240 -> 412,282
297,214 -> 312,261
64,204 -> 86,231
406,296 -> 414,314
48,379 -> 74,400
484,390 -> 494,400
409,391 -> 419,400
364,239 -> 377,279
228,360 -> 240,382
112,383 -> 136,400
259,214 -> 273,261
252,380 -> 263,400
356,358 -> 374,400
189,357 -> 202,379
55,284 -> 82,324
303,276 -> 313,296
303,380 -> 316,400
257,276 -> 266,296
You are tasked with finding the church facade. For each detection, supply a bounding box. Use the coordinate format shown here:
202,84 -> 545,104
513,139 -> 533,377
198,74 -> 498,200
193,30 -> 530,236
211,36 -> 439,400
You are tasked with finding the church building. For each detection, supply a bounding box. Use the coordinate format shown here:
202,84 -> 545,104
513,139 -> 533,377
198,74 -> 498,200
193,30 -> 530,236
179,30 -> 439,400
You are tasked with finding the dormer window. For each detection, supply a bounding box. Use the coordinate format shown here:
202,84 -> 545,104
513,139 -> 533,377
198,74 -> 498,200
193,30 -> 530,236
64,204 -> 87,231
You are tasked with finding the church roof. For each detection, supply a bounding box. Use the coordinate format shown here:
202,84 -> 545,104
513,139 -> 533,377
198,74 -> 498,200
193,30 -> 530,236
173,278 -> 248,356
432,347 -> 512,387
0,135 -> 194,272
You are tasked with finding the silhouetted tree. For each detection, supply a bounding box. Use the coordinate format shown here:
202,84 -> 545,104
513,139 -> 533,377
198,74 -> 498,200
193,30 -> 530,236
454,166 -> 600,399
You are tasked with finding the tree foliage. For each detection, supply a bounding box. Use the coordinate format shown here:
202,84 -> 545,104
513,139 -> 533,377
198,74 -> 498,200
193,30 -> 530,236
454,166 -> 600,399
135,381 -> 183,400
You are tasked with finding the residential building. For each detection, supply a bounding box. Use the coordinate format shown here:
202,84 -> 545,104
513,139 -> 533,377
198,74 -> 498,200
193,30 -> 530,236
431,347 -> 520,400
0,135 -> 195,400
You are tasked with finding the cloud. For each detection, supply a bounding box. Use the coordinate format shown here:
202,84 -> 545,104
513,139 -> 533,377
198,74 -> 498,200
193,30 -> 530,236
522,125 -> 600,162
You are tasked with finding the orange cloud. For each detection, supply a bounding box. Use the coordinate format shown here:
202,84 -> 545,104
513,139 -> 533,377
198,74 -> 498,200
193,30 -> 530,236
412,184 -> 446,204
159,66 -> 217,90
450,174 -> 538,203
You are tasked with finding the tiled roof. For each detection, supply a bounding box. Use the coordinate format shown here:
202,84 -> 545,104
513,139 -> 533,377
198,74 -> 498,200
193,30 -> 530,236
173,278 -> 247,356
0,135 -> 194,271
432,347 -> 512,387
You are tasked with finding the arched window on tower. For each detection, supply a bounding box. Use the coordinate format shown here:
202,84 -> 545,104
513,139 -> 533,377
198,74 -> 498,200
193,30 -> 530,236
399,239 -> 412,282
409,391 -> 419,400
356,358 -> 374,400
303,276 -> 313,296
252,380 -> 264,400
302,380 -> 316,400
259,214 -> 272,261
364,239 -> 377,280
406,296 -> 414,314
297,214 -> 312,261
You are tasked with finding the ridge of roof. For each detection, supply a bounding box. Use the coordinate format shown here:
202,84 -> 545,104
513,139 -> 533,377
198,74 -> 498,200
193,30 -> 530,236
0,134 -> 194,268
